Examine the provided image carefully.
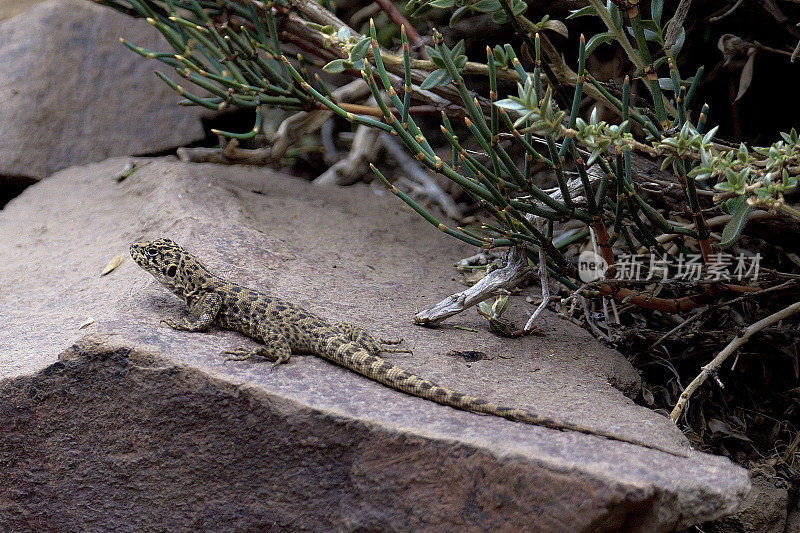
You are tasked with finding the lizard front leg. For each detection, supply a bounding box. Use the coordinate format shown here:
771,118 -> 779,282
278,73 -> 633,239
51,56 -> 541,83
162,292 -> 222,331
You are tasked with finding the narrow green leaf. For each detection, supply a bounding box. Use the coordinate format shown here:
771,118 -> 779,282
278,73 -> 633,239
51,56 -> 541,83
658,77 -> 674,91
471,0 -> 500,13
212,106 -> 262,140
720,200 -> 754,247
567,5 -> 597,19
721,195 -> 746,215
670,27 -> 686,54
322,59 -> 348,73
350,37 -> 371,61
702,125 -> 719,144
449,5 -> 469,24
651,0 -> 664,26
420,68 -> 452,89
585,32 -> 614,56
495,98 -> 528,112
609,3 -> 623,28
491,9 -> 509,23
643,28 -> 661,42
492,45 -> 508,66
452,39 -> 465,58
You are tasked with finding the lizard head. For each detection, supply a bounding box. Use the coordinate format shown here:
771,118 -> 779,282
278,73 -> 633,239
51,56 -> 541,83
130,238 -> 209,299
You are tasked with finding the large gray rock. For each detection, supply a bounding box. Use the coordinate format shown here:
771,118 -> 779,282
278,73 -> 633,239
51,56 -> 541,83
0,157 -> 750,531
706,474 -> 789,533
0,0 -> 205,181
0,0 -> 50,19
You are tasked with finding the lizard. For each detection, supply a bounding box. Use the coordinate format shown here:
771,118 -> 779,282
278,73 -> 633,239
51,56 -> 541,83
130,238 -> 687,457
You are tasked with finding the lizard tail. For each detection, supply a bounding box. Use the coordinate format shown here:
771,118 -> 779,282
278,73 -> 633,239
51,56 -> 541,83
318,336 -> 687,457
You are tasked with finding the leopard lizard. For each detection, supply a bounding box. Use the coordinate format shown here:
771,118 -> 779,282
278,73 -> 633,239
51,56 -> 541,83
130,237 -> 686,457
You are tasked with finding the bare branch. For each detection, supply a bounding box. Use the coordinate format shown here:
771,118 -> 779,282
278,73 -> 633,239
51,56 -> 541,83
669,300 -> 800,422
413,248 -> 532,326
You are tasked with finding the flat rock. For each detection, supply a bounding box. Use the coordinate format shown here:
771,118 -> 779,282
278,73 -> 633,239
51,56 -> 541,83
706,474 -> 789,533
0,157 -> 750,531
0,0 -> 49,19
0,0 -> 205,181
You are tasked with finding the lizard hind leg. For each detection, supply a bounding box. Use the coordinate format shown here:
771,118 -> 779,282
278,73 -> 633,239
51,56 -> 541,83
378,338 -> 412,354
332,322 -> 411,355
331,322 -> 381,353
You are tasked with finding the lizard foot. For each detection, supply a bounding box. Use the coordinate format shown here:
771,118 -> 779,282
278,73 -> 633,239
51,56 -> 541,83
223,347 -> 255,362
161,318 -> 187,330
222,346 -> 275,362
380,338 -> 413,355
161,318 -> 209,332
270,354 -> 291,371
223,346 -> 292,368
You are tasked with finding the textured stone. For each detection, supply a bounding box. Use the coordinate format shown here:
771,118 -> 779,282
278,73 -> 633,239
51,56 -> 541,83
786,490 -> 800,533
0,0 -> 49,20
0,157 -> 751,531
706,474 -> 788,533
0,0 -> 205,181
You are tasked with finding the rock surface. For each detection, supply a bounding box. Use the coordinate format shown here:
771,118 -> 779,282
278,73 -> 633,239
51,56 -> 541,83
0,0 -> 205,181
0,0 -> 49,19
0,157 -> 751,531
706,474 -> 789,533
787,491 -> 800,533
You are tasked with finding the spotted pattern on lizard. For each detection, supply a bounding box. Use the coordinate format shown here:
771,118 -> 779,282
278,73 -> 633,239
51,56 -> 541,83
130,238 -> 686,457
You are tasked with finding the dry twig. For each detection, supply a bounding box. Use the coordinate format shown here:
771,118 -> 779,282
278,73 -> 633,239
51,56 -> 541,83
669,300 -> 800,422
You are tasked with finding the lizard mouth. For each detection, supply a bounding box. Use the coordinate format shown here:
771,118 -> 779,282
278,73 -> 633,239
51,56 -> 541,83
129,241 -> 148,267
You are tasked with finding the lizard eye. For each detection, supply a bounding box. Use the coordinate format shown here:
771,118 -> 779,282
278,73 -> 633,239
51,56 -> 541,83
146,247 -> 158,257
166,265 -> 177,277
